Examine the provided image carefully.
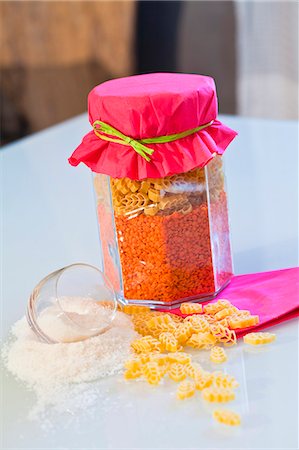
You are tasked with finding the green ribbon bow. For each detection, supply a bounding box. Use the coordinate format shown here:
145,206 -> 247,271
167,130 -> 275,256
93,119 -> 213,162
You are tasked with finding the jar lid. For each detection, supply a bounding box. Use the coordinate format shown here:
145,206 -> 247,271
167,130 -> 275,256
69,73 -> 237,180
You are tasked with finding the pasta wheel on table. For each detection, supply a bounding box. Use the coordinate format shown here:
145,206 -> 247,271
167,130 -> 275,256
147,314 -> 177,337
228,314 -> 259,330
124,368 -> 143,380
210,346 -> 228,364
184,362 -> 202,379
194,371 -> 213,390
180,302 -> 203,315
210,323 -> 237,347
243,332 -> 276,345
168,352 -> 191,365
214,306 -> 238,321
202,386 -> 235,403
149,353 -> 169,366
143,362 -> 163,385
174,322 -> 194,344
184,315 -> 210,333
213,409 -> 241,426
211,372 -> 239,389
159,332 -> 179,352
203,300 -> 232,315
131,336 -> 162,354
187,332 -> 217,349
176,380 -> 196,400
168,363 -> 186,382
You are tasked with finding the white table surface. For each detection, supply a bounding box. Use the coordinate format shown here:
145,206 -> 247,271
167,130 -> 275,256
1,114 -> 298,449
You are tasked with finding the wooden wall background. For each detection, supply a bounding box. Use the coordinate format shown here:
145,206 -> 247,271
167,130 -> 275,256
0,1 -> 136,143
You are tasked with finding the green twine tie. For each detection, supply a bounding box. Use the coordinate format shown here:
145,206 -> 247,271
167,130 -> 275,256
93,119 -> 213,162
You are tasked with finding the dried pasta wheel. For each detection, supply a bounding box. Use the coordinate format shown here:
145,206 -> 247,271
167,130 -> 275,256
143,362 -> 163,385
144,204 -> 159,216
211,372 -> 239,389
213,409 -> 241,426
149,353 -> 169,366
168,363 -> 186,382
158,194 -> 187,211
180,302 -> 203,315
122,305 -> 151,315
139,181 -> 151,194
210,323 -> 237,347
214,306 -> 238,321
194,371 -> 213,390
167,352 -> 191,365
169,314 -> 184,324
184,315 -> 210,333
202,314 -> 217,324
131,336 -> 162,354
148,188 -> 161,203
203,300 -> 232,315
176,380 -> 196,400
124,368 -> 142,380
210,346 -> 228,364
202,386 -> 235,403
184,362 -> 202,379
228,314 -> 259,330
159,332 -> 179,352
124,359 -> 142,371
187,332 -> 217,349
243,332 -> 276,345
147,314 -> 177,337
173,322 -> 194,344
178,202 -> 193,215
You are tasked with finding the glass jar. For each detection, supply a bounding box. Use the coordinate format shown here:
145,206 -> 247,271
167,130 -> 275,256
69,73 -> 237,308
94,155 -> 232,309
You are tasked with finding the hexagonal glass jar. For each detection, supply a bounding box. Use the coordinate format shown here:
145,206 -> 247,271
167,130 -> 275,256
94,155 -> 233,309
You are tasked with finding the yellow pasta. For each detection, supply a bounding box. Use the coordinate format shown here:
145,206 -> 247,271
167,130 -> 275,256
210,346 -> 227,364
167,352 -> 191,365
210,323 -> 237,346
202,386 -> 235,403
211,372 -> 239,389
203,299 -> 232,315
228,314 -> 259,330
187,332 -> 217,349
213,409 -> 241,426
174,322 -> 194,344
159,332 -> 179,352
243,332 -> 276,345
146,314 -> 177,337
194,371 -> 213,390
168,363 -> 186,382
214,306 -> 238,321
184,315 -> 210,333
176,380 -> 196,400
124,368 -> 143,380
131,336 -> 162,354
180,302 -> 203,315
184,362 -> 202,379
143,362 -> 163,385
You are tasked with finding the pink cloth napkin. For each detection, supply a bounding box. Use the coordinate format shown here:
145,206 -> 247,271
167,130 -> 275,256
161,267 -> 299,337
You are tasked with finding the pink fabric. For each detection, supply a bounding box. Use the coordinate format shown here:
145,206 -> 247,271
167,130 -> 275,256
161,267 -> 299,337
69,73 -> 237,180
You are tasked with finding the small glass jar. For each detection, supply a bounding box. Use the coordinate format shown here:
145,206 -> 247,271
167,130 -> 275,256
94,155 -> 232,308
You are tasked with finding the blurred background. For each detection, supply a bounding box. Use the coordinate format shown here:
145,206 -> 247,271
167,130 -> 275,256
1,0 -> 298,145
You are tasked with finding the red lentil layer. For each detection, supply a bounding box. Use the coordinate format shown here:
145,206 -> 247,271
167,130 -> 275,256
115,203 -> 216,302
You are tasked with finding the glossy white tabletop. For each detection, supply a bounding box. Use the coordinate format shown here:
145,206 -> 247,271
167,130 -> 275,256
1,114 -> 298,449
